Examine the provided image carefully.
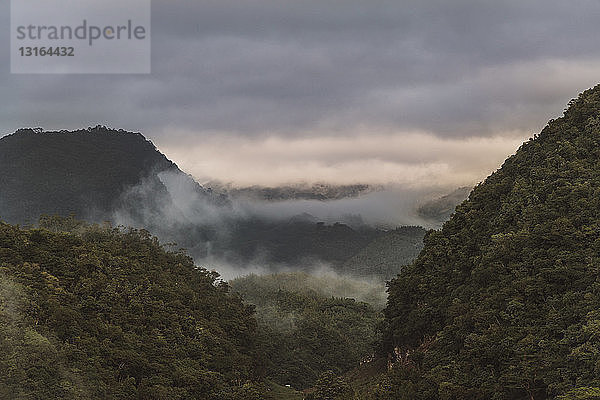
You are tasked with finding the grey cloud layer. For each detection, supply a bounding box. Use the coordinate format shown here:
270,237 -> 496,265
2,0 -> 599,183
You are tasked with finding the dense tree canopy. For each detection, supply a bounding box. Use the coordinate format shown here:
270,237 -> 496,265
383,85 -> 600,399
0,218 -> 262,399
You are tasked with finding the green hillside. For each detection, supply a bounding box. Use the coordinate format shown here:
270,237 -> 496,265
382,85 -> 600,399
0,217 -> 263,399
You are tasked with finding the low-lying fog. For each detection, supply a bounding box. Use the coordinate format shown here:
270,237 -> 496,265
232,185 -> 450,229
110,171 -> 465,295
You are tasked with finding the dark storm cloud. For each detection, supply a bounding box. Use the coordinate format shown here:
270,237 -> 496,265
2,0 -> 600,184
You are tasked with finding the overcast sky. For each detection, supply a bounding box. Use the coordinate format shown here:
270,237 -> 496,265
2,0 -> 600,187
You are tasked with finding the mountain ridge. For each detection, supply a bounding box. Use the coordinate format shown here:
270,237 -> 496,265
0,126 -> 221,224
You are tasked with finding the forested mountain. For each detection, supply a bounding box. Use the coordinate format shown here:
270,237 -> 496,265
381,85 -> 600,399
0,126 -> 222,225
0,217 -> 264,399
8,83 -> 600,400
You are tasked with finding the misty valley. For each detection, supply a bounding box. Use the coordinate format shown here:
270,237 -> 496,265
5,85 -> 600,399
0,126 -> 460,399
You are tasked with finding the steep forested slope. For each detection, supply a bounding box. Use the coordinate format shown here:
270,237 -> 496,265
0,217 -> 263,399
382,85 -> 600,399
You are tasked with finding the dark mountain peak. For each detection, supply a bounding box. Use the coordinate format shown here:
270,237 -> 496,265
3,126 -> 172,167
0,127 -> 215,224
